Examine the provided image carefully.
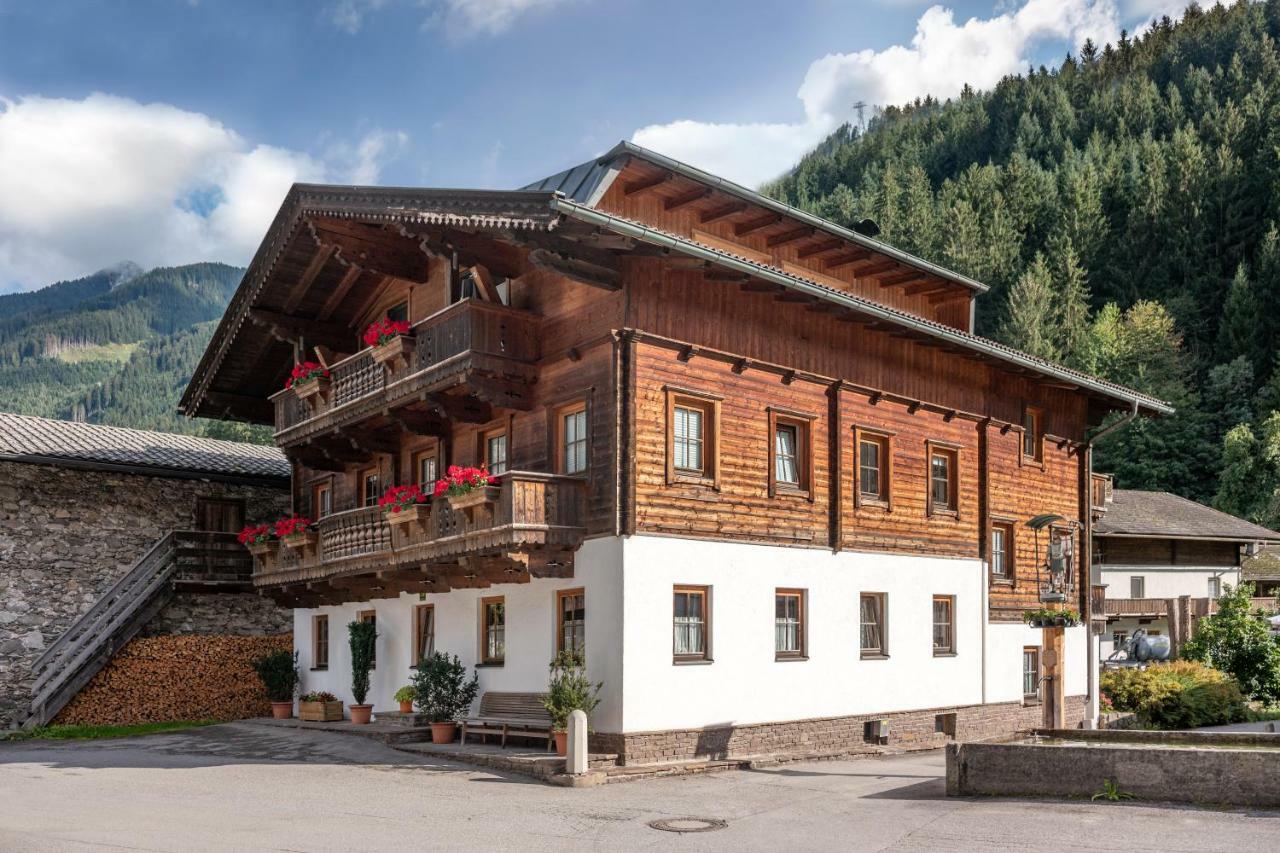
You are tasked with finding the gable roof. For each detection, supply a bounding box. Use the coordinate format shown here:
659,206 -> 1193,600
1095,489 -> 1280,543
0,412 -> 289,483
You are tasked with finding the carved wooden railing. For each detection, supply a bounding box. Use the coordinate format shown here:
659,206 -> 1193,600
1102,598 -> 1169,617
272,299 -> 540,434
319,505 -> 392,563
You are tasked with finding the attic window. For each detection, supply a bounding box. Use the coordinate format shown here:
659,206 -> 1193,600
387,301 -> 409,323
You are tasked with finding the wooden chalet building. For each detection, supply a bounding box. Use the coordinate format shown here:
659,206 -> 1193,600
181,142 -> 1169,762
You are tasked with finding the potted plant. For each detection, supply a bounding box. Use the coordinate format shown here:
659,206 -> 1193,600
433,465 -> 500,519
379,483 -> 431,544
364,317 -> 414,368
542,650 -> 602,756
251,650 -> 298,719
394,685 -> 417,714
298,690 -> 343,722
348,619 -> 377,724
237,523 -> 278,569
274,515 -> 316,555
1023,607 -> 1082,628
286,361 -> 330,405
411,651 -> 479,744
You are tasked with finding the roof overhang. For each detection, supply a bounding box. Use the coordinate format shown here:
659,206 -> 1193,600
1095,531 -> 1280,544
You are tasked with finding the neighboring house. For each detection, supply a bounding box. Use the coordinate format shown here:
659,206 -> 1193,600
180,141 -> 1168,764
1243,547 -> 1280,599
0,412 -> 292,728
1091,473 -> 1280,657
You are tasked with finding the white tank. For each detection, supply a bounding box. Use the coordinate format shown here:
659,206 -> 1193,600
1134,634 -> 1171,661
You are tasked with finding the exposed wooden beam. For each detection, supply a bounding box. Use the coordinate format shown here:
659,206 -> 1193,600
389,409 -> 449,437
282,245 -> 336,313
623,170 -> 672,196
797,238 -> 843,259
877,269 -> 926,287
699,201 -> 748,224
528,249 -> 620,290
735,213 -> 782,236
766,226 -> 816,248
850,259 -> 898,277
426,393 -> 493,424
825,249 -> 873,269
904,278 -> 950,296
318,264 -> 364,321
202,390 -> 273,422
248,309 -> 351,351
468,264 -> 501,303
664,186 -> 713,212
351,274 -> 395,324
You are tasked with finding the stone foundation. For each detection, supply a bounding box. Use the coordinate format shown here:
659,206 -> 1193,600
147,593 -> 292,637
593,696 -> 1088,766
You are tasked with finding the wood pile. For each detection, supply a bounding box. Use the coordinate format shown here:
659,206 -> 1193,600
55,634 -> 291,726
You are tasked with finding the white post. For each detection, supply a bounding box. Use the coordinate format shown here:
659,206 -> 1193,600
566,709 -> 588,775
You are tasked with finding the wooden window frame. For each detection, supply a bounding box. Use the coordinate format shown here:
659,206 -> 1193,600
554,400 -> 590,476
312,614 -> 329,670
774,588 -> 807,661
860,592 -> 888,659
925,441 -> 961,519
932,595 -> 956,656
194,497 -> 246,533
311,481 -> 333,519
555,587 -> 586,658
768,408 -> 815,500
482,427 -> 509,476
412,604 -> 435,665
1130,576 -> 1145,599
479,596 -> 505,666
1021,404 -> 1045,465
990,519 -> 1015,586
853,426 -> 893,510
665,386 -> 721,488
413,445 -> 441,489
1023,646 -> 1041,703
358,609 -> 376,670
673,584 -> 712,663
358,467 -> 381,509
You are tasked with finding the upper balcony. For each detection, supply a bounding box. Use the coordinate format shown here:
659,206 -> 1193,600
251,471 -> 586,604
270,299 -> 540,446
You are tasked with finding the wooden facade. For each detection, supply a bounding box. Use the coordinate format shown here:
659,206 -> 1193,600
182,143 -> 1166,618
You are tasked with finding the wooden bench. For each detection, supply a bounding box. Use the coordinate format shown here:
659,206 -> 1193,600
461,692 -> 554,750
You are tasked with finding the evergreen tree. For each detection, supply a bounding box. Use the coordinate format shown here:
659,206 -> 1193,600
998,254 -> 1059,360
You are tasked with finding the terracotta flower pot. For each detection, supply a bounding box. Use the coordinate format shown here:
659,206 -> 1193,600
270,701 -> 293,720
554,730 -> 568,757
399,700 -> 414,714
349,704 -> 373,725
430,722 -> 457,744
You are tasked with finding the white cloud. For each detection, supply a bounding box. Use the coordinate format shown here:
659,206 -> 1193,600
0,93 -> 406,290
326,0 -> 565,37
632,0 -> 1121,188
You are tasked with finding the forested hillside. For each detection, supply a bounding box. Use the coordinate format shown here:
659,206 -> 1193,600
765,0 -> 1280,526
0,262 -> 269,443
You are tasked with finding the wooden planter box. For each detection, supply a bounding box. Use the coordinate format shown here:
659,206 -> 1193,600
386,502 -> 431,545
447,486 -> 500,521
246,540 -> 278,571
1027,616 -> 1080,629
299,700 -> 344,722
292,375 -> 330,407
281,529 -> 318,556
371,335 -> 415,370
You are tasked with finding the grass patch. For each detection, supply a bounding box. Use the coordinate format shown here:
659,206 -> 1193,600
5,720 -> 219,741
51,341 -> 140,364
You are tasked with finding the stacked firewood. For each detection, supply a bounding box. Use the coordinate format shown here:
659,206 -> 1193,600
55,634 -> 292,726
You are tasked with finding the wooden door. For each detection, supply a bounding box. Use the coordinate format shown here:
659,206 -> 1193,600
196,498 -> 245,532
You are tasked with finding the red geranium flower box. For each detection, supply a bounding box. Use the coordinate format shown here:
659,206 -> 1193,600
364,318 -> 414,368
285,362 -> 331,404
274,515 -> 316,554
433,465 -> 500,518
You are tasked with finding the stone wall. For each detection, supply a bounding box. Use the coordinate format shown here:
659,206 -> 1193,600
0,459 -> 289,728
593,696 -> 1088,766
147,593 -> 292,637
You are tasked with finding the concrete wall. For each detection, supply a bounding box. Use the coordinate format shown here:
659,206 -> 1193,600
0,459 -> 289,728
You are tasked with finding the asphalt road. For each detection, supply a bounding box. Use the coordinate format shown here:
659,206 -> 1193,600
0,721 -> 1275,852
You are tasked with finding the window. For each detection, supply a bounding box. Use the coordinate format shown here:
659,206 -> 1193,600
1022,406 -> 1044,462
860,593 -> 887,658
483,429 -> 508,476
673,585 -> 710,661
932,596 -> 955,655
312,482 -> 332,519
1112,630 -> 1129,648
1130,576 -> 1145,599
312,615 -> 329,669
556,588 -> 586,657
775,589 -> 806,659
386,301 -> 409,323
666,388 -> 720,485
1208,576 -> 1221,599
927,444 -> 959,516
556,402 -> 588,475
1023,647 -> 1041,701
414,448 -> 439,488
991,522 -> 1013,580
359,468 -> 380,508
412,605 -> 434,664
768,410 -> 813,496
856,430 -> 891,506
195,497 -> 245,533
481,597 -> 505,664
358,610 -> 376,669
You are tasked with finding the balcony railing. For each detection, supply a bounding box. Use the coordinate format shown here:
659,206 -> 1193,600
1099,596 -> 1280,619
252,471 -> 586,588
271,299 -> 540,435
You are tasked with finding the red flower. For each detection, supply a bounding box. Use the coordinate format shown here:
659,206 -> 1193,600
377,483 -> 429,513
284,361 -> 329,390
273,515 -> 312,538
237,523 -> 273,545
433,465 -> 499,498
363,318 -> 412,348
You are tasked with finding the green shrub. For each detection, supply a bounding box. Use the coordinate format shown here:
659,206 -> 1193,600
542,650 -> 602,730
347,620 -> 377,705
1100,660 -> 1246,729
412,652 -> 479,723
1183,582 -> 1280,702
251,650 -> 298,702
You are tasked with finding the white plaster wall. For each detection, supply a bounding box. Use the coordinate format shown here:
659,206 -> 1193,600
1099,566 -> 1238,600
618,536 -> 990,732
292,536 -> 625,730
983,622 -> 1088,704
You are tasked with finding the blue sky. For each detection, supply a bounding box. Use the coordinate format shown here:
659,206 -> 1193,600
0,0 -> 1181,290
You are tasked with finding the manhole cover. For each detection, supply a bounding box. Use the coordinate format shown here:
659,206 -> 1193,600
648,817 -> 728,833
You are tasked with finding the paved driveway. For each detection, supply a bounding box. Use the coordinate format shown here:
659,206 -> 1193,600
0,722 -> 1275,852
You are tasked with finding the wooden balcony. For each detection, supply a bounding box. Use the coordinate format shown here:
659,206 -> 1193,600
1099,596 -> 1279,619
271,299 -> 540,445
253,472 -> 586,604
